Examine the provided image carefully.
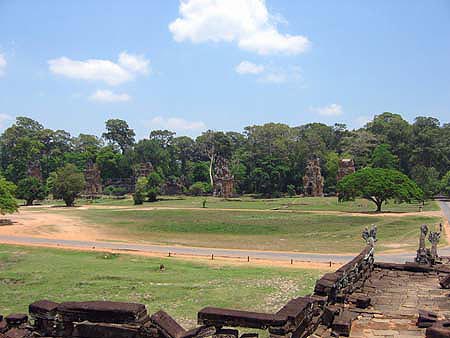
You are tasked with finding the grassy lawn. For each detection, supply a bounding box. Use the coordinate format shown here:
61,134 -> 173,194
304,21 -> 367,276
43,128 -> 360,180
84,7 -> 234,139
0,244 -> 321,328
51,207 -> 441,253
37,195 -> 439,213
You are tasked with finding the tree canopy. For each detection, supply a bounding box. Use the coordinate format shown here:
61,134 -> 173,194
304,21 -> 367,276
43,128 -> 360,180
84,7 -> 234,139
337,168 -> 423,212
0,112 -> 449,199
52,164 -> 85,207
0,177 -> 18,215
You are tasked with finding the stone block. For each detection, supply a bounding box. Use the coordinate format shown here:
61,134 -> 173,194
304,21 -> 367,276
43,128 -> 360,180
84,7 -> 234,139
57,301 -> 147,324
4,315 -> 27,328
426,320 -> 450,338
417,310 -> 438,328
331,310 -> 352,337
440,274 -> 450,289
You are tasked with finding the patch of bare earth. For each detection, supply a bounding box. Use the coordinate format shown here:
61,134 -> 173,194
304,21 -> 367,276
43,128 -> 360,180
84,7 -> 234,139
0,207 -> 109,241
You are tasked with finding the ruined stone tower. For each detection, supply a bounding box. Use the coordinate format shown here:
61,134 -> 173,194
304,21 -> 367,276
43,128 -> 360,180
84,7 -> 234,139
303,158 -> 324,197
336,158 -> 355,182
213,156 -> 234,198
84,160 -> 102,196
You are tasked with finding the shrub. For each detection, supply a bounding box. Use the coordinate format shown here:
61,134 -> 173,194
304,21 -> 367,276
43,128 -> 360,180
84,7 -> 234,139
52,164 -> 85,207
189,182 -> 210,196
133,177 -> 148,205
286,184 -> 296,197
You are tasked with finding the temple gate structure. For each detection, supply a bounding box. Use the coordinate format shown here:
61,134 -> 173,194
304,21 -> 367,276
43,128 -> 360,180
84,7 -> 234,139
303,158 -> 324,197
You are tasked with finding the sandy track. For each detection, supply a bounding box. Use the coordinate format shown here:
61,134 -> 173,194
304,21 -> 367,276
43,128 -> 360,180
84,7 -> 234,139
0,209 -> 105,241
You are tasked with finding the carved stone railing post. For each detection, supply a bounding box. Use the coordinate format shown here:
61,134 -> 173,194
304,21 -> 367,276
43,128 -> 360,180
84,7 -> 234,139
415,224 -> 430,264
428,223 -> 442,263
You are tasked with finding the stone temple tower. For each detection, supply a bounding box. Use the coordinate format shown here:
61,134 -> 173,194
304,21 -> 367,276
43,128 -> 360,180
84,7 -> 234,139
303,158 -> 324,197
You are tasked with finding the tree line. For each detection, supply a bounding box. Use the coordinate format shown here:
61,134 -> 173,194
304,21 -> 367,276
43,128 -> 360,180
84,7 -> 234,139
0,112 -> 449,205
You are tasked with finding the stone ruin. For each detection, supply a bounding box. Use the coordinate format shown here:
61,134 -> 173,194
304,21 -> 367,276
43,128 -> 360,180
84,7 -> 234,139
303,158 -> 324,197
84,160 -> 102,197
27,160 -> 42,181
3,225 -> 450,338
161,178 -> 184,196
213,157 -> 234,198
336,159 -> 355,182
135,163 -> 154,179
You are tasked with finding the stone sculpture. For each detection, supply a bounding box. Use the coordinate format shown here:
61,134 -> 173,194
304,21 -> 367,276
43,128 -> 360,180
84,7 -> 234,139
415,224 -> 430,264
428,223 -> 442,263
303,158 -> 324,197
362,225 -> 377,247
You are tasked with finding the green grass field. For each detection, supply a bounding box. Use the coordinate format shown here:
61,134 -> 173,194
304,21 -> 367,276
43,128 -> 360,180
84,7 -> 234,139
46,205 -> 441,253
0,244 -> 321,327
38,195 -> 439,213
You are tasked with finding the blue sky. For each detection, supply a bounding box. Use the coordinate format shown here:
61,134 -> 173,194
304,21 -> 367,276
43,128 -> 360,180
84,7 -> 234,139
0,0 -> 449,138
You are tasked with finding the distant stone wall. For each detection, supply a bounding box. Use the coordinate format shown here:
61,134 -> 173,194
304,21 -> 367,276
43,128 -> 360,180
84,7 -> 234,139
0,246 -> 376,338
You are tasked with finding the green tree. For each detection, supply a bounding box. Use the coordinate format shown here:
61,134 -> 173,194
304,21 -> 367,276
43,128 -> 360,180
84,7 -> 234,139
189,182 -> 211,196
102,119 -> 135,153
410,165 -> 441,199
323,151 -> 340,192
52,164 -> 85,206
371,144 -> 398,169
16,177 -> 47,206
133,177 -> 148,205
337,167 -> 423,212
367,112 -> 411,172
147,172 -> 163,202
441,171 -> 450,197
0,177 -> 18,215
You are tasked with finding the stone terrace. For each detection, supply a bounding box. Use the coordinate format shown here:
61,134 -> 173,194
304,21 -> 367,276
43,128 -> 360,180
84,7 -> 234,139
312,266 -> 450,338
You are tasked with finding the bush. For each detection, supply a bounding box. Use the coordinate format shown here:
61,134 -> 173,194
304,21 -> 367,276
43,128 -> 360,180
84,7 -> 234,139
189,182 -> 210,196
133,177 -> 148,205
146,172 -> 163,202
0,177 -> 18,215
286,184 -> 296,197
52,164 -> 85,207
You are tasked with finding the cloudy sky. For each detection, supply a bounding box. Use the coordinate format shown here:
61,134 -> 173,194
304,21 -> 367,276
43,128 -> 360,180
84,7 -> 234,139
0,1 -> 449,138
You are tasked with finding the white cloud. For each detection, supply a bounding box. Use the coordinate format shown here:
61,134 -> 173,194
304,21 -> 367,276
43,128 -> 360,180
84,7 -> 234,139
0,113 -> 13,129
48,52 -> 150,86
235,61 -> 264,75
149,116 -> 206,132
89,89 -> 131,102
0,54 -> 6,76
259,65 -> 302,84
311,103 -> 343,116
118,52 -> 150,74
169,0 -> 310,55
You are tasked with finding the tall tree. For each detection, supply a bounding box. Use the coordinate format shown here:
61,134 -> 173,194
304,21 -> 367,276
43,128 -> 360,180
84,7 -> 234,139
367,112 -> 411,172
52,164 -> 85,207
102,119 -> 135,153
16,177 -> 47,206
371,144 -> 398,169
337,168 -> 423,212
